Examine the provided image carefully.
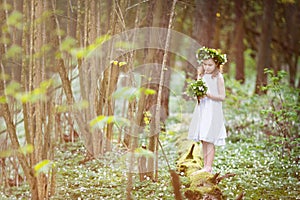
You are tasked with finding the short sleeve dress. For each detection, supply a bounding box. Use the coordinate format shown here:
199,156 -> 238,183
188,73 -> 226,146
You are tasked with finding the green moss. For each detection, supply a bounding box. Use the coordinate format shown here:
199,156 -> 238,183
176,143 -> 224,199
176,142 -> 203,175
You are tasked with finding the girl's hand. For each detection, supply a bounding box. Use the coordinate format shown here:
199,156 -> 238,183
206,92 -> 225,101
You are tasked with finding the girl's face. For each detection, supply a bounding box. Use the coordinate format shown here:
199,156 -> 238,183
202,58 -> 216,74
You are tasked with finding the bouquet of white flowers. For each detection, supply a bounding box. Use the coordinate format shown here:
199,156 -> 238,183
186,78 -> 208,104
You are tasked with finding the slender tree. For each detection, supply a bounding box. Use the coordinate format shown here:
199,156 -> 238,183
284,2 -> 300,87
193,0 -> 218,47
233,0 -> 245,83
255,0 -> 276,94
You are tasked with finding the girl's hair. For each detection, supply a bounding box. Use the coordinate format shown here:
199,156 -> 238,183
211,62 -> 223,78
196,47 -> 226,78
196,47 -> 227,66
197,65 -> 204,77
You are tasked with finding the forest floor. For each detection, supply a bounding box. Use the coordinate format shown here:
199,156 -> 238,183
1,73 -> 300,199
1,112 -> 299,200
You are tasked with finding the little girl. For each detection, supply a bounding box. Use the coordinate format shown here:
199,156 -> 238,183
188,47 -> 227,173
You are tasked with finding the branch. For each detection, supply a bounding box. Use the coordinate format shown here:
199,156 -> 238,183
216,172 -> 236,184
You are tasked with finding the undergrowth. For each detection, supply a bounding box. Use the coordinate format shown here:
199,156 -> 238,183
1,70 -> 299,199
49,133 -> 179,200
214,137 -> 299,199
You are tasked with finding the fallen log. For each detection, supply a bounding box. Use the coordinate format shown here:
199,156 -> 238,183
176,142 -> 237,200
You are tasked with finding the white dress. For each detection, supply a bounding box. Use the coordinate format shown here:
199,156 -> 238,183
188,73 -> 226,146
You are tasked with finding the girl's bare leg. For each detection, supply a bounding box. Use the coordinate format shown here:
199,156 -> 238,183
201,141 -> 207,167
192,141 -> 215,175
205,142 -> 215,172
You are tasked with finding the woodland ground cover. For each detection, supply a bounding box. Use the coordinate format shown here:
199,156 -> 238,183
1,71 -> 299,199
3,119 -> 298,200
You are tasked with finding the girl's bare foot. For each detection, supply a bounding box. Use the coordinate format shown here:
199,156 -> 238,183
191,167 -> 212,175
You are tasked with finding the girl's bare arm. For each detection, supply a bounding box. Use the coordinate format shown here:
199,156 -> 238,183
207,74 -> 226,101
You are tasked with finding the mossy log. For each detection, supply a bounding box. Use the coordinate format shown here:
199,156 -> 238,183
176,143 -> 236,200
176,142 -> 203,176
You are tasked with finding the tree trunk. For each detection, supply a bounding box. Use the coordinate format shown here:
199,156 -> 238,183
105,63 -> 120,151
145,0 -> 163,181
255,0 -> 276,94
284,3 -> 300,87
0,102 -> 39,199
97,0 -> 125,154
10,0 -> 23,83
234,0 -> 245,83
153,0 -> 177,181
33,0 -> 45,198
193,0 -> 218,47
123,0 -> 145,149
146,0 -> 176,181
1,3 -> 38,197
183,5 -> 197,100
0,7 -> 38,192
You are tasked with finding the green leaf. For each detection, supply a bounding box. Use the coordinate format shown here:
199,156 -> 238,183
95,34 -> 111,45
106,116 -> 114,124
89,115 -> 130,128
143,88 -> 156,95
89,115 -> 106,127
0,144 -> 34,158
0,72 -> 10,81
112,87 -> 138,101
55,100 -> 89,113
71,34 -> 111,59
0,149 -> 12,158
60,37 -> 77,52
113,87 -> 155,101
134,147 -> 154,158
18,144 -> 34,155
6,11 -> 23,29
5,81 -> 21,96
118,61 -> 127,67
5,44 -> 22,59
0,96 -> 7,103
34,160 -> 54,176
13,79 -> 53,103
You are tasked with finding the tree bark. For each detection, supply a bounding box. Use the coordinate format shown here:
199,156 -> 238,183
153,0 -> 177,181
193,0 -> 218,47
255,0 -> 276,94
123,0 -> 145,149
234,0 -> 245,83
145,0 -> 162,181
33,0 -> 46,198
0,21 -> 38,196
0,3 -> 38,197
0,102 -> 38,199
145,0 -> 176,181
284,3 -> 300,87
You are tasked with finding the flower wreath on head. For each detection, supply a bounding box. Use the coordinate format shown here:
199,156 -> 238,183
196,47 -> 227,66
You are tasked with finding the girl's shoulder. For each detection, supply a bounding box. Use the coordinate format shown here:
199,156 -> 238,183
211,72 -> 224,79
217,72 -> 224,79
216,73 -> 225,85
